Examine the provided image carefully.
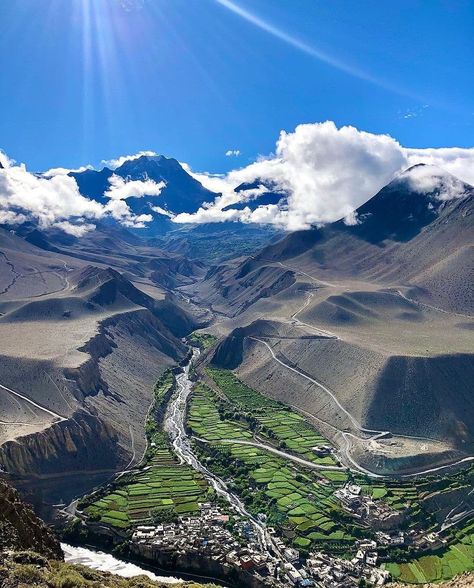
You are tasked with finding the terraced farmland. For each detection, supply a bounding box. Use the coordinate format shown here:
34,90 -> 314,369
206,367 -> 339,466
386,531 -> 474,583
85,434 -> 210,528
187,383 -> 253,442
82,371 -> 212,529
384,513 -> 474,583
188,383 -> 360,551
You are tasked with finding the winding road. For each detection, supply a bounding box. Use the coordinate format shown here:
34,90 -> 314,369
289,290 -> 338,338
247,336 -> 474,479
248,336 -> 382,436
193,435 -> 345,472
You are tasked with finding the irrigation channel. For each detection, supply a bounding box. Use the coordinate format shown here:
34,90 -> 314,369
163,347 -> 287,562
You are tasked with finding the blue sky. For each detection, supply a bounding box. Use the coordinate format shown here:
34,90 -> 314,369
0,0 -> 473,173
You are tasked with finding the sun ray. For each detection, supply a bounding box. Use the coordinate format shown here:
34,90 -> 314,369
215,0 -> 420,100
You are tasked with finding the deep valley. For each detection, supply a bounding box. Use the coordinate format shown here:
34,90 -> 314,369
0,157 -> 473,588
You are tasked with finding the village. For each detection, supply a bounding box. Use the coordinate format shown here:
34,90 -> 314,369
130,498 -> 394,587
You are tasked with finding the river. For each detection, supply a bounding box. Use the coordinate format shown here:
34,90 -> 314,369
163,348 -> 286,561
63,348 -> 286,582
61,543 -> 180,583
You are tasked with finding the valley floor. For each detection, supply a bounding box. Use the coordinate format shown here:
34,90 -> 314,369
71,336 -> 474,587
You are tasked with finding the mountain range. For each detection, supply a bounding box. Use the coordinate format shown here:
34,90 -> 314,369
0,158 -> 472,507
190,164 -> 473,475
71,154 -> 215,215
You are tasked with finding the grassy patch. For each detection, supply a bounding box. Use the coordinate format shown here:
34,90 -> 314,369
189,332 -> 218,350
82,371 -> 211,529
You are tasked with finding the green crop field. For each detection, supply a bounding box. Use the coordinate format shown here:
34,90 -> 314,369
206,367 -> 283,410
188,382 -> 360,551
85,436 -> 212,528
85,432 -> 211,528
188,383 -> 252,442
206,367 -> 339,467
83,371 -> 212,529
385,539 -> 474,583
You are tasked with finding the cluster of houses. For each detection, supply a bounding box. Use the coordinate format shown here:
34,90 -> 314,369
131,506 -> 317,586
334,483 -> 403,529
376,528 -> 444,551
131,504 -> 285,585
306,541 -> 390,587
130,500 -> 397,587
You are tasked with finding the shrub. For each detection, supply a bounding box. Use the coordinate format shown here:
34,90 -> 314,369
50,569 -> 90,588
9,563 -> 45,584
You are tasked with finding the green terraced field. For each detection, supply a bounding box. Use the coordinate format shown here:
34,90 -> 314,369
187,384 -> 252,442
83,371 -> 211,529
86,434 -> 213,528
206,367 -> 283,410
85,432 -> 211,528
206,368 -> 339,466
188,383 -> 359,551
385,539 -> 474,583
153,370 -> 174,404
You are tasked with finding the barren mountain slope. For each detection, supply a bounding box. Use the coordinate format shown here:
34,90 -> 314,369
241,166 -> 474,313
199,167 -> 474,475
16,222 -> 206,291
0,229 -> 199,508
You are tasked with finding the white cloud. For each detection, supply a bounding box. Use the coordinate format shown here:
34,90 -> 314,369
0,150 -> 14,168
405,147 -> 474,186
53,221 -> 96,237
150,205 -> 175,218
103,199 -> 153,228
104,174 -> 166,200
174,122 -> 474,230
179,164 -> 230,196
118,0 -> 145,11
175,121 -> 407,230
43,165 -> 93,177
401,164 -> 469,201
0,164 -> 104,231
0,209 -> 28,226
343,211 -> 361,226
101,150 -> 157,170
225,149 -> 241,157
0,155 -> 155,234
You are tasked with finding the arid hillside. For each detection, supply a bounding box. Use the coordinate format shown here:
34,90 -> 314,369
0,226 -> 202,508
195,167 -> 474,475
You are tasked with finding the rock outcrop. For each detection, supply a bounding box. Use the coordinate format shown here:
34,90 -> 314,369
0,479 -> 62,559
0,409 -> 128,476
